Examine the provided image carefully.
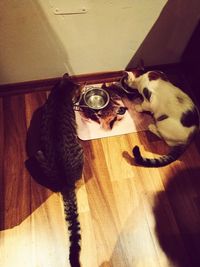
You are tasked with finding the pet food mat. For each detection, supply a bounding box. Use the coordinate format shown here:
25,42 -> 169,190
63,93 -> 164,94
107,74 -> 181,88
75,84 -> 153,141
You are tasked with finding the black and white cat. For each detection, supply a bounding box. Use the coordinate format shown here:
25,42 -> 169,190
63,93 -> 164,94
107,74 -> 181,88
124,70 -> 199,167
29,74 -> 84,267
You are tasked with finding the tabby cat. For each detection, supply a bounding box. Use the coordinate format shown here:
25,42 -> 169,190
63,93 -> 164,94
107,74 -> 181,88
33,74 -> 84,266
124,70 -> 199,167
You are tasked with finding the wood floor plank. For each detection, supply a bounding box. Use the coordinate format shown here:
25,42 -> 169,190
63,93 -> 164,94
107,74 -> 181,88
78,211 -> 99,266
1,95 -> 30,230
0,98 -> 4,230
101,135 -> 135,181
25,91 -> 47,128
1,84 -> 200,266
82,139 -> 123,266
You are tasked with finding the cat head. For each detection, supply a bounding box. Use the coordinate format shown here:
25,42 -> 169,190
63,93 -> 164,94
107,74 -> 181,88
60,73 -> 79,88
122,69 -> 169,89
122,70 -> 140,89
123,59 -> 145,80
60,73 -> 83,101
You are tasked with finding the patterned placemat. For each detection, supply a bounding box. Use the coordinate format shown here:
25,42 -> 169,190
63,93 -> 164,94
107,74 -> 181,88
75,83 -> 153,140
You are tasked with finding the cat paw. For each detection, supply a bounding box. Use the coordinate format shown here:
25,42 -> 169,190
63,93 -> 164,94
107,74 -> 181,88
135,104 -> 143,112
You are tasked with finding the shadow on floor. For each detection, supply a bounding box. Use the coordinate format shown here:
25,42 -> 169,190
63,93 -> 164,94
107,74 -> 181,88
0,93 -> 52,231
154,167 -> 200,267
100,167 -> 200,267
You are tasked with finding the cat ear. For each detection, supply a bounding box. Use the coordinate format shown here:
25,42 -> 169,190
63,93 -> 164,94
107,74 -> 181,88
122,71 -> 128,79
102,83 -> 107,89
137,59 -> 145,71
59,73 -> 75,90
62,73 -> 70,80
125,59 -> 145,76
61,73 -> 77,85
158,71 -> 168,81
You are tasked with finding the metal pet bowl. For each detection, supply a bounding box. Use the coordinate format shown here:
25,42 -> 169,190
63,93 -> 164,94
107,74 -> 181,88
83,87 -> 110,110
118,76 -> 139,96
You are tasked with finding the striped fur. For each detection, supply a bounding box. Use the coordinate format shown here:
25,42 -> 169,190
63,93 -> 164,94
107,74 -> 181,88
35,74 -> 83,267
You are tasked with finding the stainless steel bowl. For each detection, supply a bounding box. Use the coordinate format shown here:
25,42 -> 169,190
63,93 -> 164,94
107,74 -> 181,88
118,76 -> 139,94
83,87 -> 110,110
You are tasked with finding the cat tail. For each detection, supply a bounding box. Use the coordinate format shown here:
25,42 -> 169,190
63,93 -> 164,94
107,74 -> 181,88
132,144 -> 186,167
61,186 -> 81,267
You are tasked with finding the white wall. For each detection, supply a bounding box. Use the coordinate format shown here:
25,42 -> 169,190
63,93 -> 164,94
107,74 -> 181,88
0,0 -> 66,84
0,0 -> 199,84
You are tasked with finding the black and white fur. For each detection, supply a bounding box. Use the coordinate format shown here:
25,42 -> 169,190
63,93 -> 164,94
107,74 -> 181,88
124,70 -> 199,167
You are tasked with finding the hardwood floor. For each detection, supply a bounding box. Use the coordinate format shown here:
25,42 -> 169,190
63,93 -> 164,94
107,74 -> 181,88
1,83 -> 200,266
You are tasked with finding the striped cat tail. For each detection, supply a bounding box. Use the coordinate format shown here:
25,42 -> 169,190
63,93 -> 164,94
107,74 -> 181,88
61,187 -> 81,267
132,145 -> 185,167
